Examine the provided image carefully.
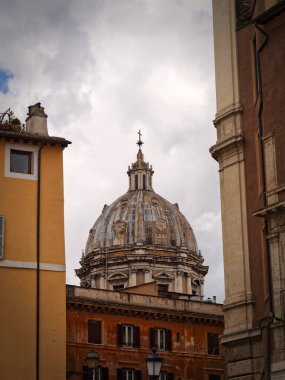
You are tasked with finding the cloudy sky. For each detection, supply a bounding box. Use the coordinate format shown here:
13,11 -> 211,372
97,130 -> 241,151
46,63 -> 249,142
0,0 -> 224,302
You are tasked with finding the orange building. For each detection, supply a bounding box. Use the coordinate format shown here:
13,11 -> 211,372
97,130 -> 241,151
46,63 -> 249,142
0,104 -> 70,380
66,285 -> 224,380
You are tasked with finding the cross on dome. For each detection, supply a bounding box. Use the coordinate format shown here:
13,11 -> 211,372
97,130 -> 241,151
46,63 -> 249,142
136,130 -> 144,149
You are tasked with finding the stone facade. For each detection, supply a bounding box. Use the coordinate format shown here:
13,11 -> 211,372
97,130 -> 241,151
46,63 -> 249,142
211,1 -> 285,378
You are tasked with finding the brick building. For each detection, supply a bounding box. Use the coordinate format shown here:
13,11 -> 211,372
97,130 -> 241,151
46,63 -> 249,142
66,285 -> 224,380
211,1 -> 285,378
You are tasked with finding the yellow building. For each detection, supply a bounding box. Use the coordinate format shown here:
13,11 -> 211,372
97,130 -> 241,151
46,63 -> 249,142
0,103 -> 71,380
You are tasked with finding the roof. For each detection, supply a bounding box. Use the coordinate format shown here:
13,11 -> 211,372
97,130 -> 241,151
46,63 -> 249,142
66,285 -> 224,325
0,125 -> 71,147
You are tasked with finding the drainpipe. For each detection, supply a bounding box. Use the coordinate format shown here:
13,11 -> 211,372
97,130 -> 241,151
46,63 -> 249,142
36,144 -> 43,380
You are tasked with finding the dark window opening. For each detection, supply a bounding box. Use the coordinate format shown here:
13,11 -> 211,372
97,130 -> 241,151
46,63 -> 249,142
10,149 -> 32,174
158,284 -> 169,294
207,332 -> 219,355
135,175 -> 138,190
209,375 -> 221,380
113,284 -> 124,290
143,174 -> 146,189
88,320 -> 102,344
176,332 -> 181,342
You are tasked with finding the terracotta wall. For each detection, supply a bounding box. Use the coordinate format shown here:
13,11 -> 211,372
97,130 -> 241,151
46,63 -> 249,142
67,306 -> 225,380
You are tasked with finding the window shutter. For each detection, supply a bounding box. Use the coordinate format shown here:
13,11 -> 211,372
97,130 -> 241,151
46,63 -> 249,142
149,328 -> 155,349
117,324 -> 123,346
101,367 -> 109,380
83,365 -> 93,380
117,368 -> 123,380
165,329 -> 172,351
134,326 -> 140,348
207,333 -> 219,355
135,370 -> 142,380
167,372 -> 174,380
88,320 -> 102,344
0,216 -> 4,259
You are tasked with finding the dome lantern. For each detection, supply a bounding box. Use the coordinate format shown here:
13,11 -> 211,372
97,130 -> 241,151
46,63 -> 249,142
127,131 -> 154,191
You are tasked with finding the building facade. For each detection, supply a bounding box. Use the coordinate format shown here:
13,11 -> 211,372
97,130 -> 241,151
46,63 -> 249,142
0,104 -> 70,380
67,285 -> 224,380
211,1 -> 285,378
69,141 -> 225,380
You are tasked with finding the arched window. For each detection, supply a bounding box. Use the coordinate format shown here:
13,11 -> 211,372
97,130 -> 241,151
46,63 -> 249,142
143,174 -> 146,190
135,175 -> 138,190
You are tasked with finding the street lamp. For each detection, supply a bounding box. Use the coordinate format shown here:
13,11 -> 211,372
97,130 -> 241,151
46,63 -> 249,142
85,349 -> 99,380
146,347 -> 163,379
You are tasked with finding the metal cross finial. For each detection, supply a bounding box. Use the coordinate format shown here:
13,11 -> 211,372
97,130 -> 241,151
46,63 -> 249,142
137,130 -> 144,149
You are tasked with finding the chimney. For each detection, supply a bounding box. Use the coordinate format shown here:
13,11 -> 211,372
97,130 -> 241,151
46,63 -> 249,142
26,102 -> 48,136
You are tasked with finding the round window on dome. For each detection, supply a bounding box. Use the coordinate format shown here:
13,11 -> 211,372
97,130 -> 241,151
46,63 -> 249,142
151,198 -> 159,207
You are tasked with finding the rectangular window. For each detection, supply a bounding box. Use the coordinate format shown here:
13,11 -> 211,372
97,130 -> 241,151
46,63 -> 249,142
150,328 -> 172,351
113,284 -> 124,290
207,332 -> 219,355
160,372 -> 174,380
5,144 -> 38,180
0,216 -> 4,259
209,375 -> 221,380
117,324 -> 140,348
117,369 -> 141,380
10,149 -> 32,174
83,366 -> 108,380
88,320 -> 102,344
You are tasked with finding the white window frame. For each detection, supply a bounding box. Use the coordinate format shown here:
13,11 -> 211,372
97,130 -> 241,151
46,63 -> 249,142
5,143 -> 39,180
124,369 -> 135,380
159,372 -> 167,380
123,325 -> 134,347
155,328 -> 166,349
0,216 -> 4,259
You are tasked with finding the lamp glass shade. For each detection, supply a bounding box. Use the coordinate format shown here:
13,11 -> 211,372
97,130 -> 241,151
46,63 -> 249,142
146,359 -> 162,376
85,349 -> 99,369
146,348 -> 163,376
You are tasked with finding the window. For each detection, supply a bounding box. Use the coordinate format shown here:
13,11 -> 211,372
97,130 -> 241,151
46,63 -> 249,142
0,216 -> 4,259
135,175 -> 138,190
117,324 -> 140,348
113,284 -> 124,290
117,369 -> 141,380
159,372 -> 174,380
207,332 -> 219,355
150,328 -> 172,351
10,149 -> 32,174
209,376 -> 220,380
88,320 -> 102,344
5,144 -> 38,180
83,366 -> 109,380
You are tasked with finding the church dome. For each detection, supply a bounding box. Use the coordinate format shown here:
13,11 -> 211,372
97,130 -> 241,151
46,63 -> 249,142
76,135 -> 208,295
85,189 -> 198,255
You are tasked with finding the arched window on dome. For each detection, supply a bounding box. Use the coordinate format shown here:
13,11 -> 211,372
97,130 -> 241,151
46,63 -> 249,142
143,174 -> 146,190
135,174 -> 138,190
